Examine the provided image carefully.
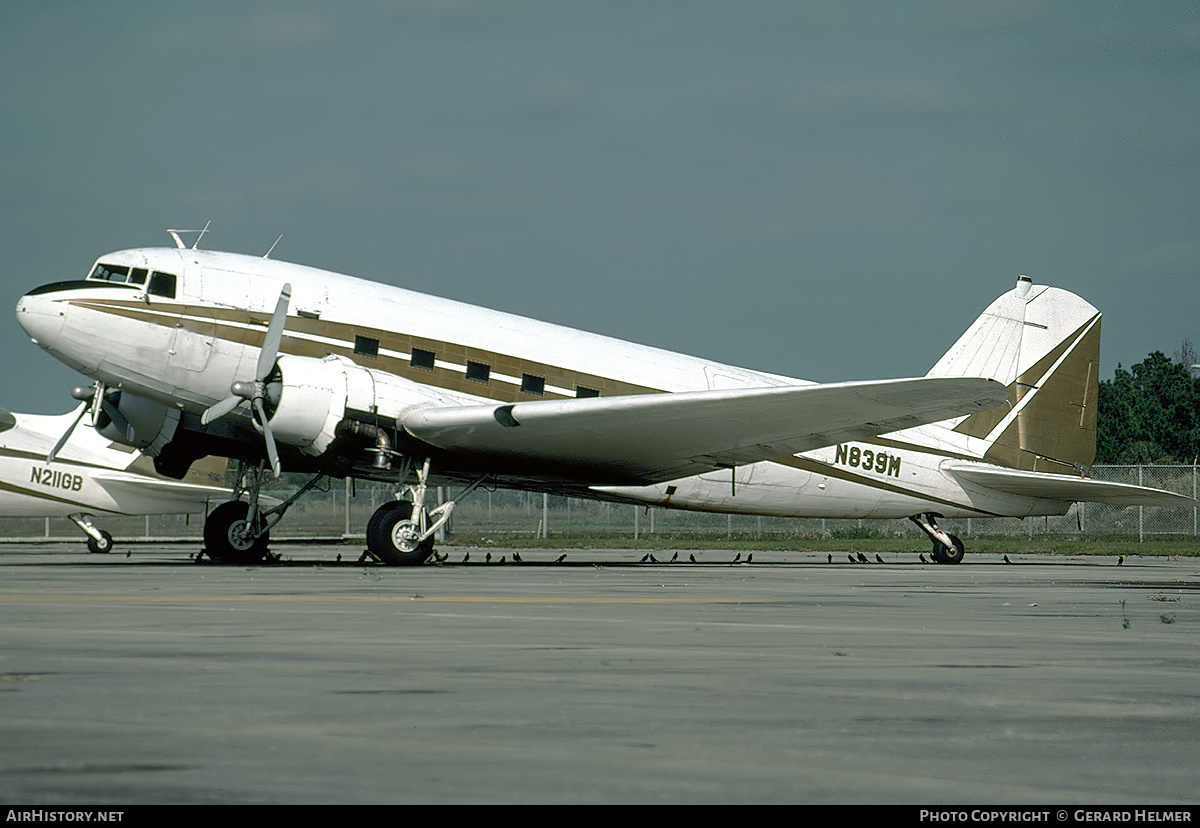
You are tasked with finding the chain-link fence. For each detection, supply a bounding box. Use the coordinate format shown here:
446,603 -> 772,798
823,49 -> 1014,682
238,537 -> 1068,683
3,465 -> 1198,544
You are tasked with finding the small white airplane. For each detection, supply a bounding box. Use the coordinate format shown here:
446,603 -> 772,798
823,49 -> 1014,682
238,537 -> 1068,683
0,398 -> 231,553
15,231 -> 1194,564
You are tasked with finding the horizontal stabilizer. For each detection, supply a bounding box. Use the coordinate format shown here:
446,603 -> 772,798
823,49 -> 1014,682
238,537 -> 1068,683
402,376 -> 1007,485
946,463 -> 1197,508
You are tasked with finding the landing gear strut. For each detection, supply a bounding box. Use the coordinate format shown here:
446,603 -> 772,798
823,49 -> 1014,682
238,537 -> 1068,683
200,456 -> 486,566
365,458 -> 487,566
910,513 -> 965,564
202,461 -> 328,564
68,513 -> 113,554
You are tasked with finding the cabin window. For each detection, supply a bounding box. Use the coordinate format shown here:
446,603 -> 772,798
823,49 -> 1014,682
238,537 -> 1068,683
521,373 -> 545,396
354,335 -> 379,358
576,386 -> 599,398
411,348 -> 436,371
129,268 -> 148,285
466,361 -> 490,383
148,271 -> 176,298
88,263 -> 130,282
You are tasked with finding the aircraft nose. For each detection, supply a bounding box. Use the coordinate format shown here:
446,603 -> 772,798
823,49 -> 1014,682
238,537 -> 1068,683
15,289 -> 65,348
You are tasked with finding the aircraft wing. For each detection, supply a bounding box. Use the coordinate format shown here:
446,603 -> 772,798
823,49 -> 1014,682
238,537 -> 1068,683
90,474 -> 232,510
402,376 -> 1007,485
946,463 -> 1198,508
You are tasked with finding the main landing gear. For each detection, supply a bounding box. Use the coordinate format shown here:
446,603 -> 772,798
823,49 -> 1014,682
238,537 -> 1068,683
200,457 -> 487,566
365,458 -> 487,566
909,513 -> 965,564
202,462 -> 330,564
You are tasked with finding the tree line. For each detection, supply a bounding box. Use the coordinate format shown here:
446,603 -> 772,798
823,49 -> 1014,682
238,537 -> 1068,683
1096,340 -> 1199,465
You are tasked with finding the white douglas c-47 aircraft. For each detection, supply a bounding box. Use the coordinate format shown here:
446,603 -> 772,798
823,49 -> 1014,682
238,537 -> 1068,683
15,232 -> 1194,565
0,398 -> 230,553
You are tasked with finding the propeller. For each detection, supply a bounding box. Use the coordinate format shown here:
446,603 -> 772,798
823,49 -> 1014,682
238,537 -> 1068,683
47,383 -> 135,463
201,283 -> 291,477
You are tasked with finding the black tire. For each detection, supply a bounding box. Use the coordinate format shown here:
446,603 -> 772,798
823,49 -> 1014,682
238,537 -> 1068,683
204,501 -> 270,564
86,530 -> 113,554
932,534 -> 965,565
366,500 -> 409,545
367,501 -> 435,566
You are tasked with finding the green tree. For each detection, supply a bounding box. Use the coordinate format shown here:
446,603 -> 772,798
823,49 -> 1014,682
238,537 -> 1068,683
1096,351 -> 1200,464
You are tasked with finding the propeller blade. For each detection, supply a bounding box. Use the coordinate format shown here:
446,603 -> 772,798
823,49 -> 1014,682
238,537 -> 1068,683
256,283 -> 292,382
202,394 -> 243,425
99,398 -> 135,443
254,398 -> 282,477
197,285 -> 290,471
47,404 -> 89,463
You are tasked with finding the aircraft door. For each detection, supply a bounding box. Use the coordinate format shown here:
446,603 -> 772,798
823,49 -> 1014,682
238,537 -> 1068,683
167,258 -> 214,374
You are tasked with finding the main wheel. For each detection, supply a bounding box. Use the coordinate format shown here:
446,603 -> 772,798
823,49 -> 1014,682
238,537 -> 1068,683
86,530 -> 113,554
931,534 -> 965,564
366,499 -> 409,545
367,501 -> 435,566
204,501 -> 270,564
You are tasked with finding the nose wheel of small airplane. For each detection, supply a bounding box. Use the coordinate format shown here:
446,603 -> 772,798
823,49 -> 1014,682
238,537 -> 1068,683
69,513 -> 114,555
86,531 -> 114,555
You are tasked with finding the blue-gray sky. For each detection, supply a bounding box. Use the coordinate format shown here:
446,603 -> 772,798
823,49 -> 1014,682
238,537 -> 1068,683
2,1 -> 1197,413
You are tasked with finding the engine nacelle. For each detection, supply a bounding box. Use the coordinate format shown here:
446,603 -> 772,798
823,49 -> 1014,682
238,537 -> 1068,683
266,354 -> 349,455
96,392 -> 180,457
267,354 -> 458,456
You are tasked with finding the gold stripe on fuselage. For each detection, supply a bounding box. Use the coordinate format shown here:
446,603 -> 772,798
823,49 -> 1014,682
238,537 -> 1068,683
70,298 -> 665,403
769,454 -> 1005,516
0,478 -> 93,511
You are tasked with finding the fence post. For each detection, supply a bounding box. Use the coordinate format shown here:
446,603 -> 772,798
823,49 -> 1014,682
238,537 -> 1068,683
1138,465 -> 1144,543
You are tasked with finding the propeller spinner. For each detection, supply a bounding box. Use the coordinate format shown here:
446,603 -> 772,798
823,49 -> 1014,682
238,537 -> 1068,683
201,283 -> 292,477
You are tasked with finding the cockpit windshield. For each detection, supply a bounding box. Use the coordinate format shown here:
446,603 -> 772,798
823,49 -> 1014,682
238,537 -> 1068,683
89,263 -> 141,284
87,262 -> 176,298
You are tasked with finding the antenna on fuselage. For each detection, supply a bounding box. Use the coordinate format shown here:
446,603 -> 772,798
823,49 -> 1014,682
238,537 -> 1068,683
263,234 -> 283,259
166,220 -> 212,250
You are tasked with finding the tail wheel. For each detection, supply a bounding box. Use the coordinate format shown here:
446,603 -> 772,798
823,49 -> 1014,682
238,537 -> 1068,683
204,501 -> 270,564
932,534 -> 965,564
367,501 -> 436,566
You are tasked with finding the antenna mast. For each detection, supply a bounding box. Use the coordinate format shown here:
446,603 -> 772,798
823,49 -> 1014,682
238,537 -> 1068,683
166,220 -> 212,250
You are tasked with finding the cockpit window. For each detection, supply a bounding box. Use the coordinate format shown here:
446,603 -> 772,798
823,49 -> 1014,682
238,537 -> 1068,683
87,263 -> 175,297
88,263 -> 131,282
148,271 -> 176,299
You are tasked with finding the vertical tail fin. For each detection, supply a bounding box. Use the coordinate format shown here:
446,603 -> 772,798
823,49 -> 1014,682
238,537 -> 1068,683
927,277 -> 1101,474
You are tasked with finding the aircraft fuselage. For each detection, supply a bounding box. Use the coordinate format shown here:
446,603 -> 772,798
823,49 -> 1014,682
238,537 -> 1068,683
16,246 -> 1061,522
